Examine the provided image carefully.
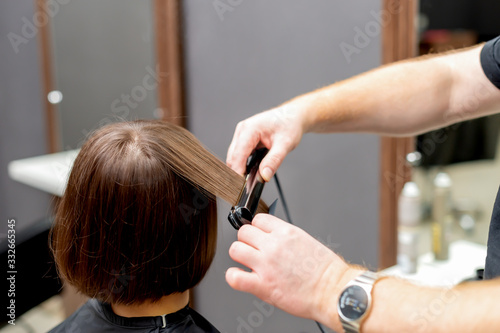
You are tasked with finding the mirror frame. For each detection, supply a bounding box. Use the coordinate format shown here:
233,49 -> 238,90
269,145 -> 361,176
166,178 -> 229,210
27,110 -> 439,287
379,0 -> 417,269
36,0 -> 60,153
154,0 -> 186,127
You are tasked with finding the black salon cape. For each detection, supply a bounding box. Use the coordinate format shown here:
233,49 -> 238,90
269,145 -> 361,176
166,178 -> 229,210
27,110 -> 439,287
48,299 -> 220,333
482,36 -> 500,279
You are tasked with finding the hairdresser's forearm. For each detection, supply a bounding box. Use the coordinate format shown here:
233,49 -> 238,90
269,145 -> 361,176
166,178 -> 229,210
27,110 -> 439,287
364,277 -> 500,332
317,269 -> 500,333
286,57 -> 451,136
285,44 -> 499,136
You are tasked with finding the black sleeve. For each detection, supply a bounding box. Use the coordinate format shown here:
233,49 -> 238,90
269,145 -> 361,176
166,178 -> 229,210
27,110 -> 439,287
480,36 -> 500,89
485,187 -> 500,280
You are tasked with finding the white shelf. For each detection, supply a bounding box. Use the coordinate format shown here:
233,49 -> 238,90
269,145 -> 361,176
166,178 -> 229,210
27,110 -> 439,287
383,240 -> 486,287
8,150 -> 79,197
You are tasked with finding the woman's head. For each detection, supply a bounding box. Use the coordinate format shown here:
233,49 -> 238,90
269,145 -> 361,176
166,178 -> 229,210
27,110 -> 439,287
51,120 -> 227,305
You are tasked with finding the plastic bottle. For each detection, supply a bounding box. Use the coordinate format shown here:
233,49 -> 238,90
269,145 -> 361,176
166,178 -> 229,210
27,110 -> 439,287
432,172 -> 453,261
397,182 -> 421,274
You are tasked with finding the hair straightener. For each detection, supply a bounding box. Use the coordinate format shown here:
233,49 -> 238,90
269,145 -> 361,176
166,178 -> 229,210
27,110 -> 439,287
228,147 -> 268,229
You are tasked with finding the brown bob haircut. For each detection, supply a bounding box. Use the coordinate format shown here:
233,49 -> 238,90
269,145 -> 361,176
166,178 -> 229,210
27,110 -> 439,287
50,120 -> 245,305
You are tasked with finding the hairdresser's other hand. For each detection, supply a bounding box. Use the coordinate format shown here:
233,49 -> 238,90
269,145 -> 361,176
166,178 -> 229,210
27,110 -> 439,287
226,214 -> 364,330
226,105 -> 305,181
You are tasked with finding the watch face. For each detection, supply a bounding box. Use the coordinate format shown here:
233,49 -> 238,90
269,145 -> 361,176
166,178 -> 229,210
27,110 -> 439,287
338,285 -> 368,320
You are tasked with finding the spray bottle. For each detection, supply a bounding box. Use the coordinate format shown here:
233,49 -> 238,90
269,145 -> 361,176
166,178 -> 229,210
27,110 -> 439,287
397,181 -> 421,273
432,172 -> 453,261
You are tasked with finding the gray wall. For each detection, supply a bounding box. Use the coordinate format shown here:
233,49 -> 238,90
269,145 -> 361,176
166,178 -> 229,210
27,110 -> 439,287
183,1 -> 381,332
0,0 -> 51,236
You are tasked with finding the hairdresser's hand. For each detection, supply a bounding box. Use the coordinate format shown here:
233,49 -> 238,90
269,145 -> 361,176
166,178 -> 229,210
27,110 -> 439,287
226,214 -> 364,331
227,105 -> 305,181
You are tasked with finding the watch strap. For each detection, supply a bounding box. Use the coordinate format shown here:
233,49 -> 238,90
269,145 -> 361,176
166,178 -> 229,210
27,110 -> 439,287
342,321 -> 363,333
354,270 -> 378,286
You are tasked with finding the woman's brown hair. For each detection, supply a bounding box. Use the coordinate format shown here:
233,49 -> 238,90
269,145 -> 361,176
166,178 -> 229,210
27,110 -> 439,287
51,120 -> 267,305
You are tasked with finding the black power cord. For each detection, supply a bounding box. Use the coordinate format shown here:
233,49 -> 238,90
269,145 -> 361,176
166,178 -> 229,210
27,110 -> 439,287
273,173 -> 327,333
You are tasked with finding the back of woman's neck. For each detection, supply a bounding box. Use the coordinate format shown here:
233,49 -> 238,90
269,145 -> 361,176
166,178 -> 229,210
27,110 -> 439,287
111,291 -> 189,318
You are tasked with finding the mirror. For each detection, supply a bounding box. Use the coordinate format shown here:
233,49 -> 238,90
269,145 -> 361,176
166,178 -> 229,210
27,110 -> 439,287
49,0 -> 160,150
413,0 -> 500,248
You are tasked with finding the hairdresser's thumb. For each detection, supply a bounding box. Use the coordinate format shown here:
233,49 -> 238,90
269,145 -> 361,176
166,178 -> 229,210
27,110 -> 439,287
260,148 -> 286,182
261,166 -> 274,182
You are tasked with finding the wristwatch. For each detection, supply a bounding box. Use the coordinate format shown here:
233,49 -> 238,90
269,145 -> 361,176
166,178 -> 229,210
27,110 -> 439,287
337,271 -> 378,333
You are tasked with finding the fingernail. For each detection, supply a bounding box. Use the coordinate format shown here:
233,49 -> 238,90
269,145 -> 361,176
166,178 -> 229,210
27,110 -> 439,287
261,167 -> 273,182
